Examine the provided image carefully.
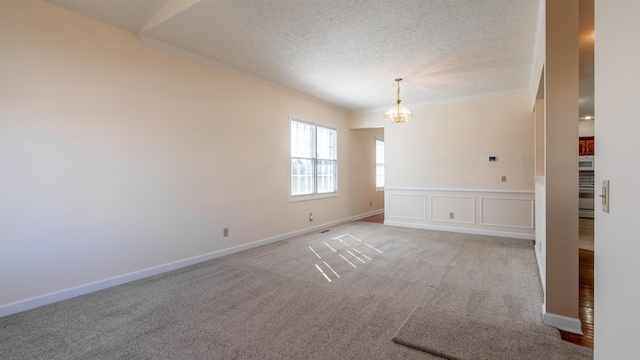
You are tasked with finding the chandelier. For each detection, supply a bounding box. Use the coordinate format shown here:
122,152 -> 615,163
384,78 -> 413,123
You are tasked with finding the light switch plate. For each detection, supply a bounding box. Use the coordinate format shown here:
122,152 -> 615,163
601,180 -> 610,213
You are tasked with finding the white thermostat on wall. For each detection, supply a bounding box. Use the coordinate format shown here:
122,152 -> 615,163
489,156 -> 497,162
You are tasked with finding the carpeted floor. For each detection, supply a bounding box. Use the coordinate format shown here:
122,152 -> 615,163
0,222 -> 591,359
393,304 -> 592,360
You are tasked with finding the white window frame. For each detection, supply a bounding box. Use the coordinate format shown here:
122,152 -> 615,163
375,138 -> 385,191
289,117 -> 339,202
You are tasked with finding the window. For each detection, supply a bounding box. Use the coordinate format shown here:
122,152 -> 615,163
290,118 -> 337,198
375,139 -> 385,190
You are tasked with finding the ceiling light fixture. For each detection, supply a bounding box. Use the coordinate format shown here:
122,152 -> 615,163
384,78 -> 413,123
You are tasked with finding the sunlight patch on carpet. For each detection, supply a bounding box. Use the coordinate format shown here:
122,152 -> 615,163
308,233 -> 385,282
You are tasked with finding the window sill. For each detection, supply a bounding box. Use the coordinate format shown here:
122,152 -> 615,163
289,192 -> 339,202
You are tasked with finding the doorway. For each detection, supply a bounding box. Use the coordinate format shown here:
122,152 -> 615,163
558,0 -> 595,348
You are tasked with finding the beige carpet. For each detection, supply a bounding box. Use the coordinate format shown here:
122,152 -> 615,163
393,305 -> 592,359
0,221 -> 590,359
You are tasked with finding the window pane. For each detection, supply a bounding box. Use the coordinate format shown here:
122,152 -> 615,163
317,159 -> 336,193
376,140 -> 385,163
291,121 -> 315,158
376,164 -> 385,188
317,126 -> 337,160
291,158 -> 314,195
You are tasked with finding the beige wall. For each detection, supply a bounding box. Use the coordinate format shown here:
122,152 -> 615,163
352,92 -> 536,238
594,1 -> 640,358
542,0 -> 580,330
353,93 -> 535,190
350,110 -> 385,130
0,0 -> 383,310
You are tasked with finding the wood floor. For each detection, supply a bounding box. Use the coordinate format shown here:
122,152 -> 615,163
358,213 -> 594,349
579,218 -> 594,250
358,213 -> 384,224
558,217 -> 595,348
559,248 -> 594,348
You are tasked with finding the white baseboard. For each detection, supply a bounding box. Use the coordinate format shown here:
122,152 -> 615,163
384,220 -> 535,240
351,208 -> 384,220
0,210 -> 383,318
542,305 -> 583,335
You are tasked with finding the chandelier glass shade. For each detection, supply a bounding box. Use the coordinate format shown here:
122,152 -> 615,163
384,78 -> 413,123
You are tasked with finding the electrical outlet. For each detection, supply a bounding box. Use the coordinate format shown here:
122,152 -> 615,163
449,212 -> 454,219
223,228 -> 229,237
369,201 -> 372,206
309,212 -> 314,221
501,175 -> 507,182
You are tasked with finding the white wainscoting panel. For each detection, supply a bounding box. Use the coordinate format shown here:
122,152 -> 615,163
431,196 -> 475,224
385,188 -> 535,239
480,198 -> 534,229
388,194 -> 426,220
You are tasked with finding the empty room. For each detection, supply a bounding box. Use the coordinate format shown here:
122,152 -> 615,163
1,0 -> 637,359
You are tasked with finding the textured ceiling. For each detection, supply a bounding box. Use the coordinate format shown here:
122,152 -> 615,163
47,0 -> 544,112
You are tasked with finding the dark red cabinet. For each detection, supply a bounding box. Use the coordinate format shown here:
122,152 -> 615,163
579,136 -> 594,156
